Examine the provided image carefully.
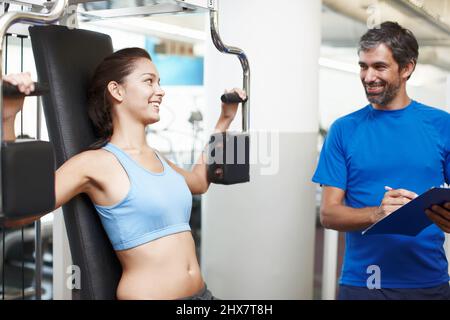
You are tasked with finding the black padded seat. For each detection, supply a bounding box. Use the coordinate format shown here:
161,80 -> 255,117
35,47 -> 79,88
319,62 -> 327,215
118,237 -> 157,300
30,25 -> 121,300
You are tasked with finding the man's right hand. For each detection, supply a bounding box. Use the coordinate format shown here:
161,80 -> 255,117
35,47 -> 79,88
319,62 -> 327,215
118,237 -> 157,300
3,72 -> 35,121
372,187 -> 418,223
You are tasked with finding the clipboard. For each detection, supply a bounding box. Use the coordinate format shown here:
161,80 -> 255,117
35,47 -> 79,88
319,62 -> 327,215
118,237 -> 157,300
362,188 -> 450,236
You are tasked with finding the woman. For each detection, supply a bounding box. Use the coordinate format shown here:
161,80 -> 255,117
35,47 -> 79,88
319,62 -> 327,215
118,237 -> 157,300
2,47 -> 246,300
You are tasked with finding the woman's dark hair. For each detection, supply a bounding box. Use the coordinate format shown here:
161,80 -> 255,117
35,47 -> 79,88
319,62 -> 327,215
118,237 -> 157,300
358,21 -> 419,79
88,47 -> 152,149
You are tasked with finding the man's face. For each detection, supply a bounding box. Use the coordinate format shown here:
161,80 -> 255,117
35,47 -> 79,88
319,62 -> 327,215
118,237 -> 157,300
359,44 -> 402,106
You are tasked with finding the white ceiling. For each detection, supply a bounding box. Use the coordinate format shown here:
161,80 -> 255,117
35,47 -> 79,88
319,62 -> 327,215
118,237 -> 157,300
75,0 -> 450,77
323,0 -> 450,45
321,0 -> 450,90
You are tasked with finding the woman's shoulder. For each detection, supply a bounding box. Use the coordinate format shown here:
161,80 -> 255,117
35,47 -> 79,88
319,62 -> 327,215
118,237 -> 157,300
74,148 -> 118,175
77,148 -> 110,161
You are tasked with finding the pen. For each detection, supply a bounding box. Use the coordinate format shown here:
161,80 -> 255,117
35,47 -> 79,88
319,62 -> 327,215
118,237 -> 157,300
385,185 -> 418,199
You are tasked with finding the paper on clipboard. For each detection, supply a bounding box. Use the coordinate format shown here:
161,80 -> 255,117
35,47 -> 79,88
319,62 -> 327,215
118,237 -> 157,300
362,188 -> 450,236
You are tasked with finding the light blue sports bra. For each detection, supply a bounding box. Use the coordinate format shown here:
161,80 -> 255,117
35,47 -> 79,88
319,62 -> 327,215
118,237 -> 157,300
93,142 -> 193,251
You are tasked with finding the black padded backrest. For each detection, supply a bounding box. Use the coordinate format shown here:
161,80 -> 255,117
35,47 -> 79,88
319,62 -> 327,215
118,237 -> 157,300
29,25 -> 121,300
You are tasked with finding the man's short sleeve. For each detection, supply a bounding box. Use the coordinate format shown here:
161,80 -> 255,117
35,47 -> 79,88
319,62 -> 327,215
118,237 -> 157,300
445,120 -> 450,185
312,120 -> 348,190
445,151 -> 449,184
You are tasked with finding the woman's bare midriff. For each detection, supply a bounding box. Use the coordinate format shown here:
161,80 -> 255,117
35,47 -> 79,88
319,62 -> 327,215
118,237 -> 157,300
115,231 -> 204,300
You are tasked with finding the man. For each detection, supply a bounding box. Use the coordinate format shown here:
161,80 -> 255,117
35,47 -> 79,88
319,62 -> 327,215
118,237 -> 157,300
312,21 -> 450,300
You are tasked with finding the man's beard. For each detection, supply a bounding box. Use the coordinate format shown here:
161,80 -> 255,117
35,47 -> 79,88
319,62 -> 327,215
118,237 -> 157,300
363,79 -> 401,107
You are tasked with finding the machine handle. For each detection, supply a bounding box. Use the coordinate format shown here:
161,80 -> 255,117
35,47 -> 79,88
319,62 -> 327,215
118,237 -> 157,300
221,92 -> 248,104
210,10 -> 250,132
3,82 -> 49,97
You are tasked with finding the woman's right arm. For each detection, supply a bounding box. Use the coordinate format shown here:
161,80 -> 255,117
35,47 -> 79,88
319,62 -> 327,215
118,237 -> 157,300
54,152 -> 93,209
2,73 -> 92,227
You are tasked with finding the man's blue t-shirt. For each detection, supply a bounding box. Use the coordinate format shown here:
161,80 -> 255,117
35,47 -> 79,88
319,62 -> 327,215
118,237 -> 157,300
312,100 -> 450,288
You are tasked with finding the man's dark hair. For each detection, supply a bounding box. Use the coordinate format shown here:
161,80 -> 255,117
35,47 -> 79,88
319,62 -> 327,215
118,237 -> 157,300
359,21 -> 419,79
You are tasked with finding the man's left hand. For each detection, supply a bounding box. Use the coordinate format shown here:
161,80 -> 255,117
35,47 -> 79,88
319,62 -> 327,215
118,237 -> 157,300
426,202 -> 450,233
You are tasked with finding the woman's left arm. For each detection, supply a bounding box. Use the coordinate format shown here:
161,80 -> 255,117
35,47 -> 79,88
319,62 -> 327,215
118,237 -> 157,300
164,88 -> 246,194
